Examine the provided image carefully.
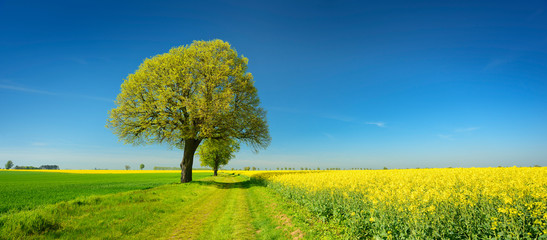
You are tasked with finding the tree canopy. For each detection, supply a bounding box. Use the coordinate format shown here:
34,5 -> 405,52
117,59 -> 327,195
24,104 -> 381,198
198,138 -> 240,176
107,39 -> 270,182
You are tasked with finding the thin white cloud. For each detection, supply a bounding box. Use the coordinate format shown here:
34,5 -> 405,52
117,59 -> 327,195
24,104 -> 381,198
31,142 -> 48,146
322,114 -> 354,123
366,122 -> 386,128
455,127 -> 480,132
438,127 -> 479,140
438,134 -> 454,140
483,57 -> 513,71
527,9 -> 544,20
322,133 -> 335,140
0,84 -> 113,102
269,106 -> 302,114
0,84 -> 56,95
66,57 -> 88,65
272,107 -> 385,129
67,94 -> 113,102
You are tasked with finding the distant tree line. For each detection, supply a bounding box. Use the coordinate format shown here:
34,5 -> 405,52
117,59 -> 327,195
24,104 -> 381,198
153,166 -> 180,170
40,165 -> 59,170
11,165 -> 59,170
3,161 -> 60,170
14,166 -> 39,169
152,166 -> 212,170
193,167 -> 212,170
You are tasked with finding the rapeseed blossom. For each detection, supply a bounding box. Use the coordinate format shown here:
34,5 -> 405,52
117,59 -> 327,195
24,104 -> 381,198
249,167 -> 547,239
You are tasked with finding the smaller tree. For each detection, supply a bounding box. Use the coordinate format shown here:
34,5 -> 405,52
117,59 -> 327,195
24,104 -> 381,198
125,165 -> 131,170
5,160 -> 13,170
198,138 -> 240,176
140,164 -> 145,170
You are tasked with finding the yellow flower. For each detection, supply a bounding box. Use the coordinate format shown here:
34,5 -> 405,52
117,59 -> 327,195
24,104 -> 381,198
229,166 -> 547,236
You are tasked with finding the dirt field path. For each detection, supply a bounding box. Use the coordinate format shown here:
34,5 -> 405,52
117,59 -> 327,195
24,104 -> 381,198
169,175 -> 305,240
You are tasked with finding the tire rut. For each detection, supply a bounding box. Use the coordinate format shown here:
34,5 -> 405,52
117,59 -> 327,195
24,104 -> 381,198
169,186 -> 229,240
229,188 -> 255,239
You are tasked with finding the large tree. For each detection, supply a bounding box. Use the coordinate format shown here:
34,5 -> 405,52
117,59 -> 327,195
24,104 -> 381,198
107,40 -> 270,183
198,138 -> 240,176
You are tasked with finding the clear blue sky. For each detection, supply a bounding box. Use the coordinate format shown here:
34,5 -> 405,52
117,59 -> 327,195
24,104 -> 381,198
1,0 -> 546,170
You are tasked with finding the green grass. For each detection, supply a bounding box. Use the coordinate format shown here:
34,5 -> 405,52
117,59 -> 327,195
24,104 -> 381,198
0,173 -> 333,240
0,171 -> 210,213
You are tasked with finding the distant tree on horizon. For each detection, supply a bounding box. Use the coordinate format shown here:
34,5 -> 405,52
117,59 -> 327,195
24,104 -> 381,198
5,160 -> 13,170
140,164 -> 145,170
125,165 -> 130,170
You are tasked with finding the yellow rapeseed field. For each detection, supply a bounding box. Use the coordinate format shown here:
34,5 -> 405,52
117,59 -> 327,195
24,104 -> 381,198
250,167 -> 547,239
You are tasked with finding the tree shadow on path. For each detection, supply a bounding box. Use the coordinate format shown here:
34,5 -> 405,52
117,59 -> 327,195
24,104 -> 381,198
190,174 -> 264,190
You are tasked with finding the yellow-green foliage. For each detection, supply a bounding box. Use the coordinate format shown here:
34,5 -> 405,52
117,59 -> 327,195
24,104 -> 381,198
198,138 -> 240,170
255,167 -> 547,239
107,39 -> 270,150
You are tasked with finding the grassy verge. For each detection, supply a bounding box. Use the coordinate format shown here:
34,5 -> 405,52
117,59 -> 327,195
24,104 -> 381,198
0,171 -> 210,213
0,173 -> 336,239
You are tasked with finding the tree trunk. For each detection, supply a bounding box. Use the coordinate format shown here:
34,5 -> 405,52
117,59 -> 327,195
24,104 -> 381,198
180,138 -> 201,183
213,167 -> 218,176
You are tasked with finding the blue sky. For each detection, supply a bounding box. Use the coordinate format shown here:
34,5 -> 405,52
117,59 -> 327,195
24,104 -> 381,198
1,0 -> 546,170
